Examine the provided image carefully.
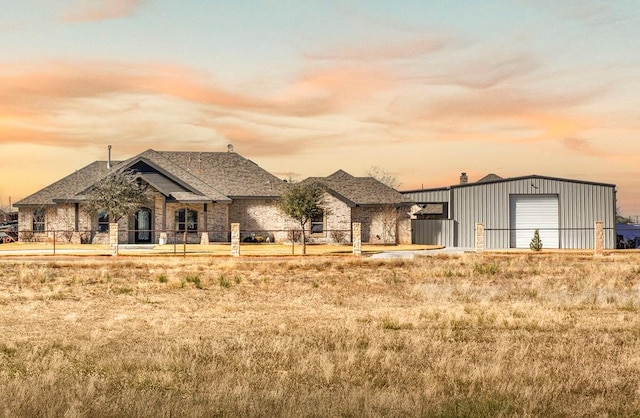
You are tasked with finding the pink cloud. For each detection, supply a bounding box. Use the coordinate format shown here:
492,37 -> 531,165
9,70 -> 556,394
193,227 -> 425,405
61,0 -> 147,23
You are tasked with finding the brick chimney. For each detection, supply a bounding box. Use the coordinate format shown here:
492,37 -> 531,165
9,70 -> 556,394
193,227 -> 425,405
460,172 -> 468,184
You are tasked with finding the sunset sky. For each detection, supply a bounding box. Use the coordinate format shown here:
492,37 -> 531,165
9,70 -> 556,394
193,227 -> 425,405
1,1 -> 639,215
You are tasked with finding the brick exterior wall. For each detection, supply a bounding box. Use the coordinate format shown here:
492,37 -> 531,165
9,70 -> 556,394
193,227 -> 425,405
229,198 -> 292,242
352,204 -> 412,244
17,193 -> 412,245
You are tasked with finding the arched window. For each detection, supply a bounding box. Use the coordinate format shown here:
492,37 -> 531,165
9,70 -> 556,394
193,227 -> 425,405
33,208 -> 45,232
175,208 -> 198,232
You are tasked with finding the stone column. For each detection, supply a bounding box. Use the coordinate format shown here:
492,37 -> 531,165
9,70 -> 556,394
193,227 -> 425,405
109,222 -> 119,256
475,223 -> 485,253
200,232 -> 209,245
352,222 -> 362,256
594,220 -> 604,256
231,223 -> 240,257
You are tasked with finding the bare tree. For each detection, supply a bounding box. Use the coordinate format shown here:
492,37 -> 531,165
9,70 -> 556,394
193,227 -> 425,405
82,169 -> 151,223
367,166 -> 400,190
378,204 -> 404,244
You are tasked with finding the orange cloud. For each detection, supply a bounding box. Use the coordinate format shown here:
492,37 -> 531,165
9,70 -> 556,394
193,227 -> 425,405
60,0 -> 147,23
303,37 -> 452,62
0,60 -> 395,151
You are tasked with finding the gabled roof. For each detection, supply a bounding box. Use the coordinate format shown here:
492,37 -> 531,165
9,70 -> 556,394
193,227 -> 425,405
302,169 -> 412,207
158,151 -> 287,197
15,149 -> 288,206
453,174 -> 616,189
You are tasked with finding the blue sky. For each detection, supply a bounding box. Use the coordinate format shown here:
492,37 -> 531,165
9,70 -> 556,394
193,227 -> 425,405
1,0 -> 639,214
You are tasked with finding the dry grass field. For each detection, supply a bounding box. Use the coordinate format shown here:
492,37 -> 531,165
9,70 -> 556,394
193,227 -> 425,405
1,253 -> 639,417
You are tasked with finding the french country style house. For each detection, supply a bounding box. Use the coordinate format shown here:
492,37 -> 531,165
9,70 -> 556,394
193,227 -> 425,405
15,149 -> 412,244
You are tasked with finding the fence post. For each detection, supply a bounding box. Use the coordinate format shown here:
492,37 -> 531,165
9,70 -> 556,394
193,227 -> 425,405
594,220 -> 604,256
200,231 -> 209,245
231,223 -> 240,257
475,223 -> 485,253
352,223 -> 362,256
183,231 -> 187,257
53,230 -> 56,256
109,223 -> 119,256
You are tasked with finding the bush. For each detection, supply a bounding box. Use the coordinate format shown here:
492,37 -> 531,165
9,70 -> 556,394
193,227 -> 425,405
329,230 -> 348,244
530,229 -> 543,251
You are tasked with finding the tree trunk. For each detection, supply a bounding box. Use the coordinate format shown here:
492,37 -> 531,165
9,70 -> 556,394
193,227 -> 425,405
301,227 -> 307,255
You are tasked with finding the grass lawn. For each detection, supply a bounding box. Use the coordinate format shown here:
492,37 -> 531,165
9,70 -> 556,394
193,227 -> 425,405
1,253 -> 639,416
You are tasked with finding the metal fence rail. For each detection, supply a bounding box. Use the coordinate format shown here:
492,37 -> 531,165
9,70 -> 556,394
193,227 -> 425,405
1,227 -> 357,256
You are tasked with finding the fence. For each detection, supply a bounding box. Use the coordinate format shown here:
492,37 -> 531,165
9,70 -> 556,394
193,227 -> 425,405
475,222 -> 612,254
2,224 -> 363,257
482,226 -> 616,250
411,218 -> 617,251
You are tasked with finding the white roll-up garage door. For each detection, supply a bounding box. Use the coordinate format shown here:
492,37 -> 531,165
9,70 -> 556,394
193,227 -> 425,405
510,195 -> 559,249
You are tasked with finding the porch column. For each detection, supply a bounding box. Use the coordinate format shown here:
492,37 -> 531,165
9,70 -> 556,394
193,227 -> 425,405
201,203 -> 209,245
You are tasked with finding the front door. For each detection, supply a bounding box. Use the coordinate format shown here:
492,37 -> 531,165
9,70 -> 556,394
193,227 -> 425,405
135,208 -> 152,243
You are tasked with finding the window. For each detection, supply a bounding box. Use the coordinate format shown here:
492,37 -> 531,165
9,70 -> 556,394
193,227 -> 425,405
311,211 -> 324,234
175,208 -> 198,232
33,208 -> 45,232
98,212 -> 109,233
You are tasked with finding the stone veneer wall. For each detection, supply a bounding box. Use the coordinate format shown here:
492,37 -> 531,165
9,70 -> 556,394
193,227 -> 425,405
229,199 -> 293,243
207,204 -> 230,242
396,210 -> 412,245
17,204 -> 111,244
307,193 -> 352,244
161,201 -> 229,244
351,205 -> 412,244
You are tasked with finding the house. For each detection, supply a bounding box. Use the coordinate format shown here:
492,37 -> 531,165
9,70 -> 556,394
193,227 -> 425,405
300,170 -> 413,244
404,173 -> 617,249
14,148 -> 411,244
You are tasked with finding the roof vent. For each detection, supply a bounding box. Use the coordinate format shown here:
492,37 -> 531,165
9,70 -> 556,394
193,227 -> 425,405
460,172 -> 468,184
227,144 -> 234,153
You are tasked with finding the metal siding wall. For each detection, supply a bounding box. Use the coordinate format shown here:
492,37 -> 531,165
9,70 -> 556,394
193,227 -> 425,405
452,179 -> 616,249
411,219 -> 456,246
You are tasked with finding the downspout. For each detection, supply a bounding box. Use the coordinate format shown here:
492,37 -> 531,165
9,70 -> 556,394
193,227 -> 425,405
74,203 -> 79,232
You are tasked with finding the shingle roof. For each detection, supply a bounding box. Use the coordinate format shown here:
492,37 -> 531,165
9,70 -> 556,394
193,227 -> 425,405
302,170 -> 412,206
15,149 -> 288,206
15,161 -> 121,206
158,151 -> 287,197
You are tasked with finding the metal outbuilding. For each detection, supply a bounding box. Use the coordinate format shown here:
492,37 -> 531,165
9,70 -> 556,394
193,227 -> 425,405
404,174 -> 617,249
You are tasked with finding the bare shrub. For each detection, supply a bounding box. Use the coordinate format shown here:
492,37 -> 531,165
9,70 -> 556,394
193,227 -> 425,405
329,229 -> 348,244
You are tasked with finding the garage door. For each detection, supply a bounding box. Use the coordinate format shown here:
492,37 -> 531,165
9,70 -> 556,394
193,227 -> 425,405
510,195 -> 559,249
